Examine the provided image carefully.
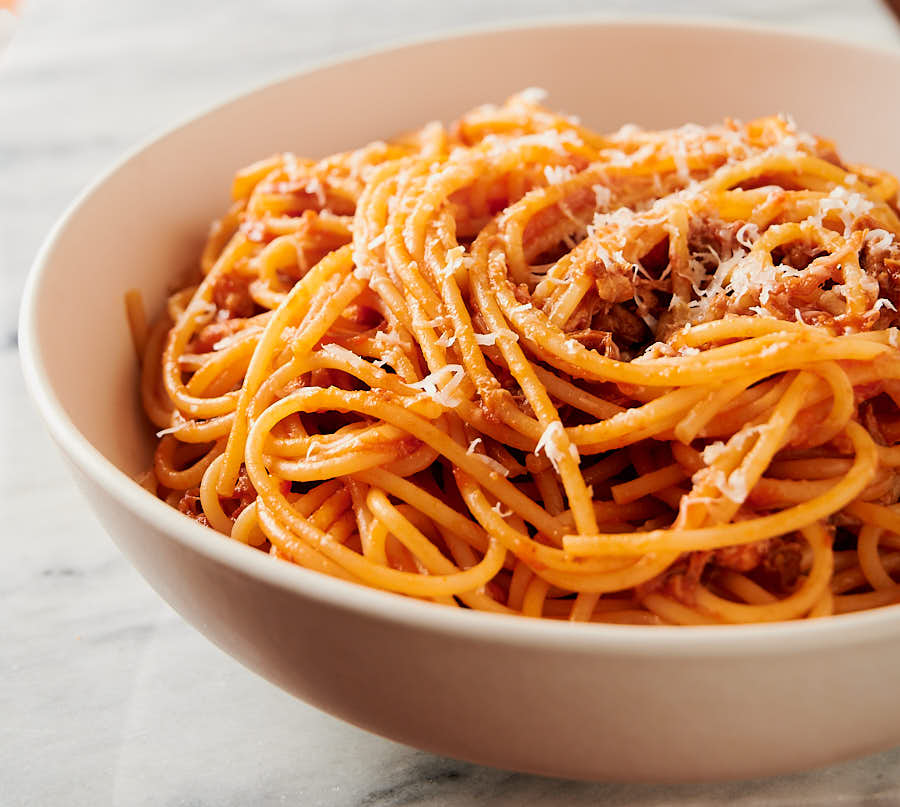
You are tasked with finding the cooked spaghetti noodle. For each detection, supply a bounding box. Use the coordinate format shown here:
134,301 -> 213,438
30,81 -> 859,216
134,92 -> 900,624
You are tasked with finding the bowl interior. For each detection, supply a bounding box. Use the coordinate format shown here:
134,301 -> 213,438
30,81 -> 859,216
24,18 -> 900,572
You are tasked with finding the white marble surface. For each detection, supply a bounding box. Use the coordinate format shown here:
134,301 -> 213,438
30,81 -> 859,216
5,1 -> 900,804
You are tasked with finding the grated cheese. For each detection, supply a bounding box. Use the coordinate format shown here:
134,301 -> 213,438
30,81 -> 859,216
544,164 -> 575,185
748,305 -> 773,318
367,232 -> 386,250
736,222 -> 760,249
443,245 -> 465,279
519,86 -> 548,104
866,229 -> 894,252
612,123 -> 641,139
408,364 -> 466,408
811,186 -> 874,233
534,420 -> 579,473
466,437 -> 483,455
304,178 -> 327,206
192,300 -> 217,321
156,418 -> 186,438
718,468 -> 750,504
672,140 -> 691,183
592,183 -> 612,210
701,441 -> 727,465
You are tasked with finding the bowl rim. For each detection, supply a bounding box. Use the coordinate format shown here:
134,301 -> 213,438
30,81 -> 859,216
19,15 -> 900,656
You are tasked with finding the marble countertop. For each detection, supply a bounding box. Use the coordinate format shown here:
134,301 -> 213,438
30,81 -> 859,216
4,1 -> 900,804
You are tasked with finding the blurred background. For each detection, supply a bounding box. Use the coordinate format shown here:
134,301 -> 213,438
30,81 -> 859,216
3,2 -> 900,805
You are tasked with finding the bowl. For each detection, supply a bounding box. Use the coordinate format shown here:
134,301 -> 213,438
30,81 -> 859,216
19,19 -> 900,782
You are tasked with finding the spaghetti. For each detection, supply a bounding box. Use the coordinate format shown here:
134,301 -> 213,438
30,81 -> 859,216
133,92 -> 900,624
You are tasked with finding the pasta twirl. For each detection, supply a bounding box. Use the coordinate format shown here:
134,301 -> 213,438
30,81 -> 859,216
133,93 -> 900,624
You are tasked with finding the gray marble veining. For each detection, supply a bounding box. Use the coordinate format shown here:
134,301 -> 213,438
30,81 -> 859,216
4,1 -> 900,804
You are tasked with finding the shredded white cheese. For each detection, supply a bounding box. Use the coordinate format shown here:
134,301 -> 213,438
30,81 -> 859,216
466,437 -> 483,455
748,305 -> 773,318
443,245 -> 465,279
592,184 -> 612,210
191,301 -> 217,322
612,123 -> 641,139
811,186 -> 874,233
544,164 -> 575,185
717,469 -> 750,504
476,329 -> 517,346
673,139 -> 691,183
534,420 -> 579,473
701,441 -> 727,465
736,222 -> 760,249
304,178 -> 327,206
407,364 -> 466,408
866,229 -> 894,252
519,86 -> 548,104
156,420 -> 186,438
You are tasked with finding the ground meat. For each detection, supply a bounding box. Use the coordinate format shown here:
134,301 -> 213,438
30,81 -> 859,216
861,237 -> 900,315
585,257 -> 635,304
771,239 -> 824,271
650,535 -> 807,607
764,256 -> 841,317
666,551 -> 709,605
175,466 -> 257,526
212,273 -> 256,319
566,328 -> 620,358
712,540 -> 772,573
687,216 -> 742,262
591,303 -> 649,346
177,488 -> 210,527
189,319 -> 246,353
230,467 -> 258,518
756,538 -> 805,592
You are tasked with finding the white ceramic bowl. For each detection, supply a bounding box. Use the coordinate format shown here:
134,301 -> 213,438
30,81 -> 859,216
20,20 -> 900,782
